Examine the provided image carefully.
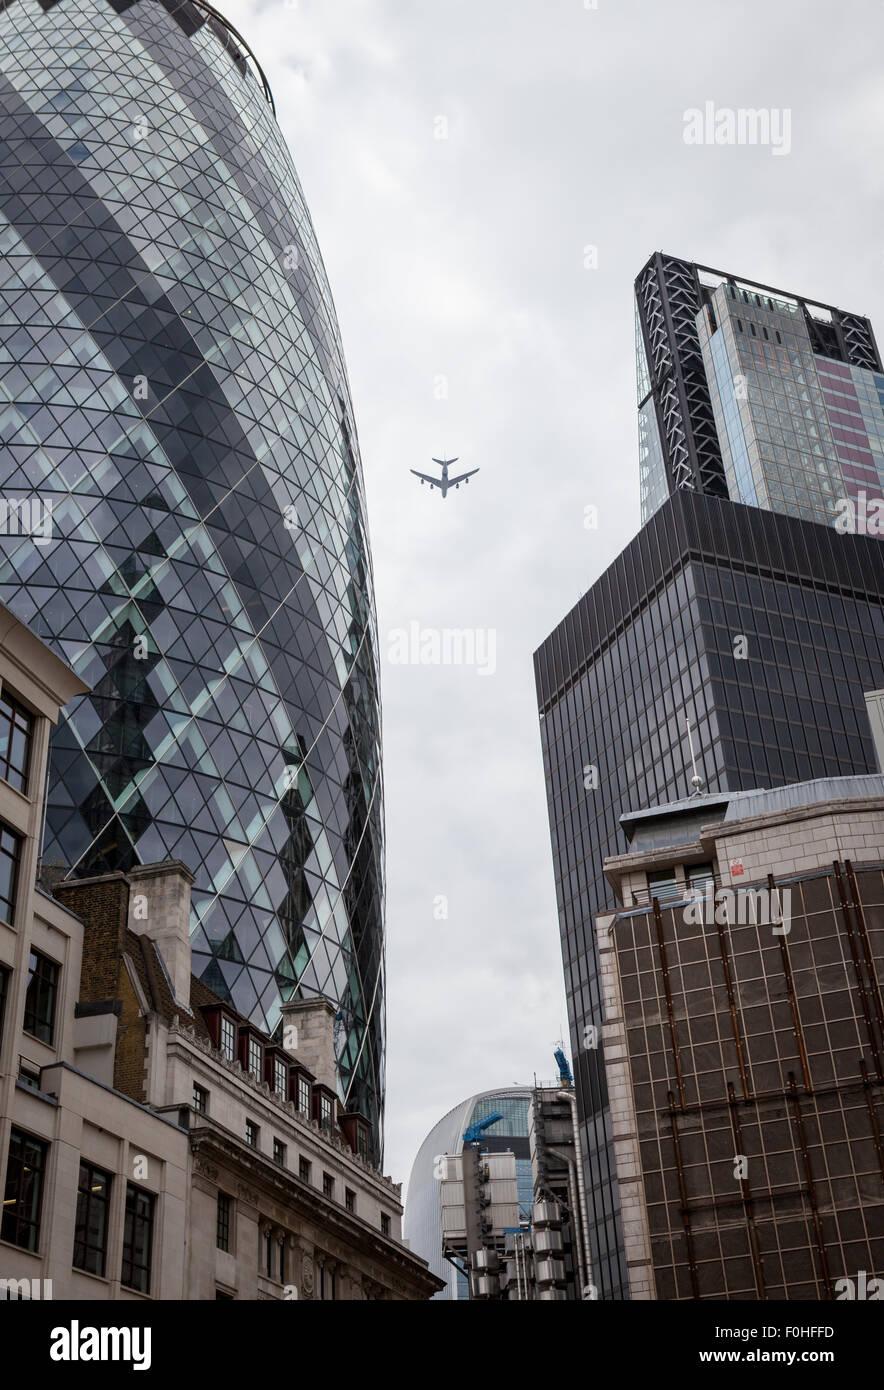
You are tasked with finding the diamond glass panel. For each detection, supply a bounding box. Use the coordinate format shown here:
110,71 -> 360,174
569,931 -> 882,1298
0,0 -> 385,1155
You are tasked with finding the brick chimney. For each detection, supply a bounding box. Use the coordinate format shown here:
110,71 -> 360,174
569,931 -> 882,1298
127,861 -> 195,1006
280,996 -> 337,1092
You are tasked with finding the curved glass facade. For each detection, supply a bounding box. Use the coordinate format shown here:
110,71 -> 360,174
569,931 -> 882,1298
404,1088 -> 533,1300
0,0 -> 384,1150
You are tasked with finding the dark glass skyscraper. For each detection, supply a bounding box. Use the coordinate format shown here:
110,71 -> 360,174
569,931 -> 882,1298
0,0 -> 385,1151
537,255 -> 884,1296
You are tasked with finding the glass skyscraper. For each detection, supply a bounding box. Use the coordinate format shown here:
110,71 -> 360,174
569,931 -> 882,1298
0,0 -> 385,1151
635,252 -> 884,529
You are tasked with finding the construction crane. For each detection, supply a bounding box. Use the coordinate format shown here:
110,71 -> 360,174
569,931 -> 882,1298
462,1112 -> 503,1146
554,1048 -> 573,1087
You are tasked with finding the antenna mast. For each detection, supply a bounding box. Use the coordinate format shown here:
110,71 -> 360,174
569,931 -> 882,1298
686,716 -> 705,797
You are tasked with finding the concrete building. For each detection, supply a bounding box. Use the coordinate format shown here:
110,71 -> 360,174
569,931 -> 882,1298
597,775 -> 884,1299
0,603 -> 441,1301
51,866 -> 439,1301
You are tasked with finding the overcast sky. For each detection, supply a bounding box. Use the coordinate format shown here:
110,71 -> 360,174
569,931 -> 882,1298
221,0 -> 884,1191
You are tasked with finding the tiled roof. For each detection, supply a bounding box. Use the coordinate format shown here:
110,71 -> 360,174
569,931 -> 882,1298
122,926 -> 220,1042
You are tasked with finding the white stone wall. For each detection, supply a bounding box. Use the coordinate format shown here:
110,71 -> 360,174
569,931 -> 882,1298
713,803 -> 884,884
595,912 -> 656,1300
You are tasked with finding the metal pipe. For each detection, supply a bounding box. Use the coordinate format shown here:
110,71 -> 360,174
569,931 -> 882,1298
727,1080 -> 766,1298
716,905 -> 752,1099
786,1073 -> 833,1299
833,861 -> 883,1082
859,1059 -> 884,1185
769,873 -> 813,1093
846,861 -> 884,1051
563,1155 -> 587,1295
667,1090 -> 700,1299
555,1090 -> 593,1297
653,897 -> 687,1108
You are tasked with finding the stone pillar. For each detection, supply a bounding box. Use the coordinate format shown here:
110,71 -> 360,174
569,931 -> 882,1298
259,1221 -> 273,1280
280,996 -> 337,1092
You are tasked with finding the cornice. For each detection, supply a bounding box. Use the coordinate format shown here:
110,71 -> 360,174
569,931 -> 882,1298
166,1018 -> 400,1197
189,1126 -> 436,1288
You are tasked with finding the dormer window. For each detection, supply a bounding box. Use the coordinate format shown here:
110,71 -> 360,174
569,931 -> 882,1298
220,1015 -> 236,1061
247,1036 -> 263,1083
298,1076 -> 311,1116
273,1057 -> 287,1099
338,1111 -> 371,1160
320,1093 -> 333,1134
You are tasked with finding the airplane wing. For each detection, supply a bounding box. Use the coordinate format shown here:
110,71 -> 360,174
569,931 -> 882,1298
447,469 -> 480,487
410,470 -> 439,487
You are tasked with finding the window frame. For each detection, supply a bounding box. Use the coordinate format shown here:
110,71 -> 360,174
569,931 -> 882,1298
0,823 -> 21,927
192,1084 -> 209,1116
23,948 -> 60,1046
220,1014 -> 236,1061
0,963 -> 9,1042
247,1035 -> 263,1083
121,1184 -> 155,1295
216,1192 -> 231,1253
73,1160 -> 112,1278
273,1138 -> 287,1168
0,689 -> 32,794
245,1119 -> 259,1149
273,1057 -> 287,1100
297,1075 -> 310,1116
646,868 -> 682,905
320,1093 -> 333,1134
1,1127 -> 48,1252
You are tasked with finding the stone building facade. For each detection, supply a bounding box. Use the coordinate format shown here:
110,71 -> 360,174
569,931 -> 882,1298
54,864 -> 437,1301
0,603 -> 441,1301
597,776 -> 884,1300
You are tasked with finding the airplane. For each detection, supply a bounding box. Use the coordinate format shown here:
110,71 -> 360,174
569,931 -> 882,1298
410,457 -> 480,499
